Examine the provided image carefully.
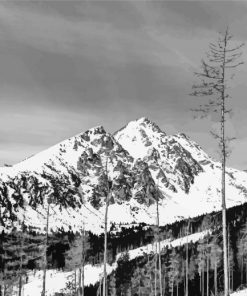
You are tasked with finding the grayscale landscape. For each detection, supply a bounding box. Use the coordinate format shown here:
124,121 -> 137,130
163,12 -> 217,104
1,1 -> 247,296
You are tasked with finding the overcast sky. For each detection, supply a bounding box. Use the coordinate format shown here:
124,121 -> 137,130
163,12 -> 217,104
0,1 -> 247,169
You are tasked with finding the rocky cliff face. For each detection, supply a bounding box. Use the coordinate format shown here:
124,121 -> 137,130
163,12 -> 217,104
1,117 -> 247,234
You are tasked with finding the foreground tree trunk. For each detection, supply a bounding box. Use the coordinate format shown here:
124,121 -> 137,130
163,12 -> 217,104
42,201 -> 50,296
103,191 -> 110,296
191,27 -> 244,296
186,221 -> 189,296
214,261 -> 217,296
156,199 -> 163,296
79,224 -> 85,296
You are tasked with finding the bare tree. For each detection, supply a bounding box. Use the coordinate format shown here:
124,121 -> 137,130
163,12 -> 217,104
80,223 -> 86,296
191,27 -> 244,296
102,155 -> 112,296
41,196 -> 51,296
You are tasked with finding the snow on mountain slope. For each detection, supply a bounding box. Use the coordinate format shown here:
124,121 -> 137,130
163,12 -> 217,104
114,117 -> 247,221
0,117 -> 247,235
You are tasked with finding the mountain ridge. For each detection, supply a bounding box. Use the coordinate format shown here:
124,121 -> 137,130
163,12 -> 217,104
0,117 -> 247,235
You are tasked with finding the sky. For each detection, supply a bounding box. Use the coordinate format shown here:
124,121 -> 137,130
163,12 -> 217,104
0,0 -> 247,169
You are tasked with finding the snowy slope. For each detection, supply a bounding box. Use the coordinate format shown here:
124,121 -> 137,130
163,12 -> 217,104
115,117 -> 247,221
0,117 -> 247,235
14,230 -> 209,296
231,289 -> 247,296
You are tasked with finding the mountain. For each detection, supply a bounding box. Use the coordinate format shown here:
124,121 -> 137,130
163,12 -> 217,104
0,117 -> 247,234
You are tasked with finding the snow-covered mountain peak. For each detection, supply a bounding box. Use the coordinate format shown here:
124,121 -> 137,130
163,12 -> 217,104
114,118 -> 166,159
1,117 -> 247,235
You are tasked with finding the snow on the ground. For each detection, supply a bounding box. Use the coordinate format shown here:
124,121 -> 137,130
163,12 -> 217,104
116,230 -> 210,261
18,230 -> 209,296
13,264 -> 116,296
231,288 -> 247,296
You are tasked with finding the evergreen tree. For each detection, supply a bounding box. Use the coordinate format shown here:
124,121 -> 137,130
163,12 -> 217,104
116,252 -> 132,296
108,271 -> 116,296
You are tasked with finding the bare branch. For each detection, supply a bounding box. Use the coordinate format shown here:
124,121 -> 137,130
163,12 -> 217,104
210,131 -> 221,140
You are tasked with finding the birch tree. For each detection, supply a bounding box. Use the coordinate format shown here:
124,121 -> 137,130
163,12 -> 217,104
191,27 -> 244,296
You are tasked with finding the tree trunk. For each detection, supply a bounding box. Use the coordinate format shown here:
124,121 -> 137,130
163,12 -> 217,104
186,223 -> 189,296
245,261 -> 247,284
207,251 -> 209,296
99,278 -> 102,296
103,192 -> 110,296
81,224 -> 85,296
156,199 -> 163,296
231,269 -> 233,291
200,270 -> 201,295
19,275 -> 22,296
79,268 -> 82,296
149,255 -> 153,295
202,266 -> 204,296
42,202 -> 50,296
163,273 -> 165,296
221,34 -> 229,296
75,269 -> 77,296
228,227 -> 231,291
19,217 -> 26,296
241,256 -> 243,285
154,250 -> 157,296
214,261 -> 217,296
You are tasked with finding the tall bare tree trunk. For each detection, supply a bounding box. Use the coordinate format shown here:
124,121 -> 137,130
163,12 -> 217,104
214,261 -> 217,296
191,28 -> 244,296
202,266 -> 204,296
156,199 -> 163,296
163,273 -> 166,296
228,225 -> 231,291
99,278 -> 102,296
245,261 -> 247,284
241,256 -> 243,285
42,202 -> 50,296
200,270 -> 201,295
79,268 -> 82,296
19,217 -> 25,296
103,192 -> 110,296
207,245 -> 209,296
18,276 -> 22,296
80,224 -> 85,296
231,269 -> 233,291
185,222 -> 189,296
221,33 -> 229,296
154,245 -> 157,296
